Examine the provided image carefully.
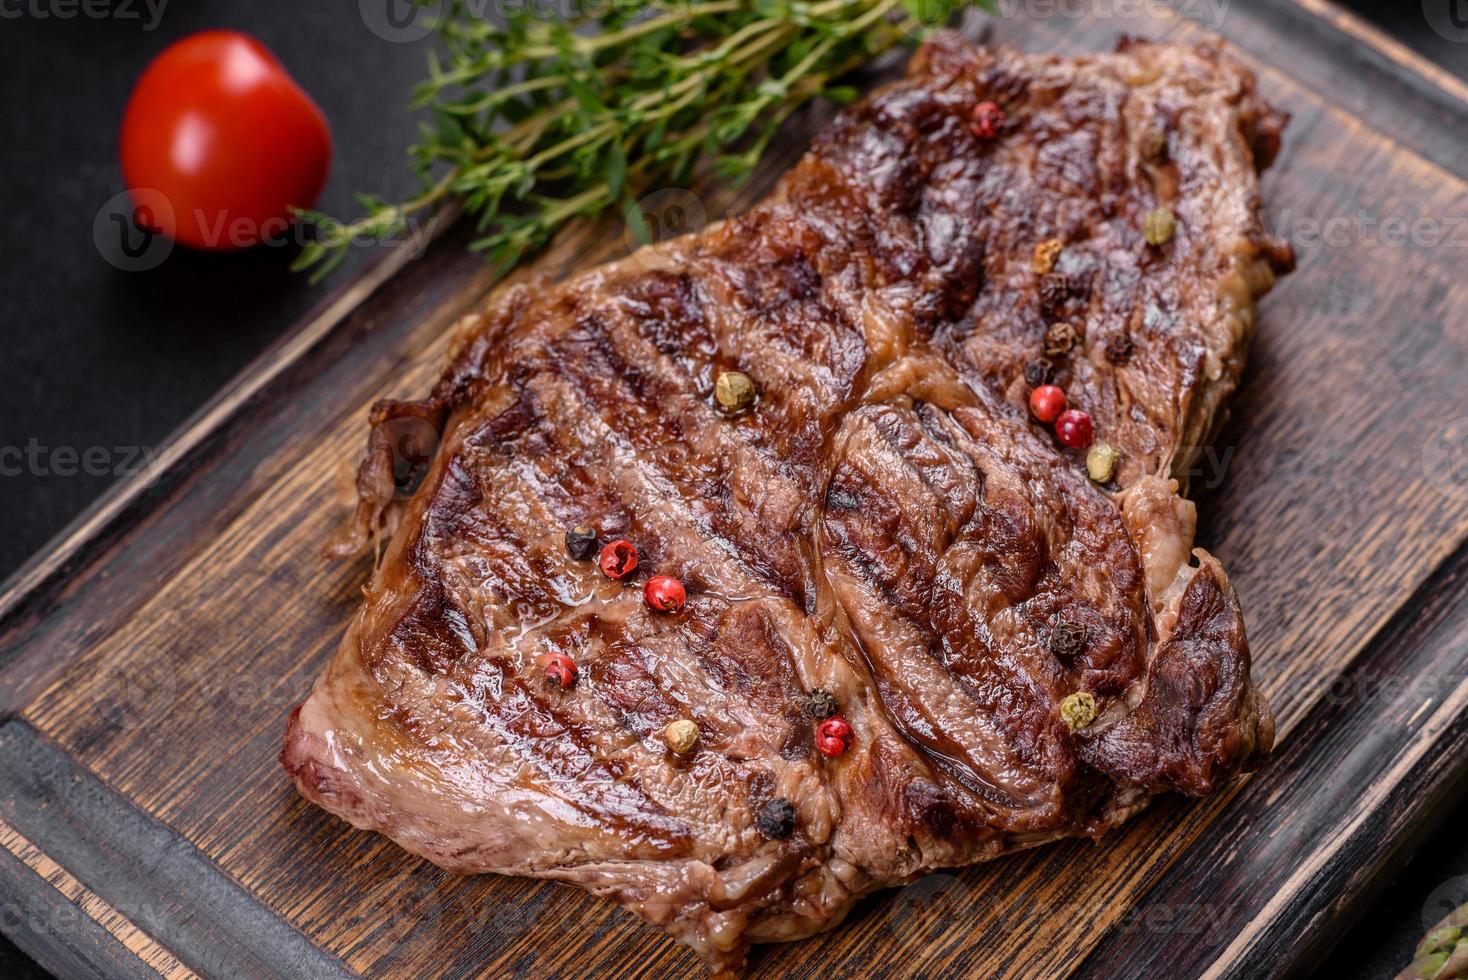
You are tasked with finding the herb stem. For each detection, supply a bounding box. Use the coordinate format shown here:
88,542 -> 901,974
293,0 -> 983,281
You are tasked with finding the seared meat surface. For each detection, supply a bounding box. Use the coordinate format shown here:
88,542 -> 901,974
283,34 -> 1291,975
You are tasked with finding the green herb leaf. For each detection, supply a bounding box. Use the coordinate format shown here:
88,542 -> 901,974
606,140 -> 629,201
297,0 -> 978,280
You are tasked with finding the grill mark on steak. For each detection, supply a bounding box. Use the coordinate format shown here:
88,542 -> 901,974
412,447 -> 596,637
543,615 -> 764,842
473,670 -> 694,852
538,367 -> 776,596
1076,552 -> 1268,796
566,283 -> 832,606
615,270 -> 715,362
373,596 -> 696,856
697,601 -> 810,719
821,403 -> 1076,814
582,602 -> 837,856
286,34 -> 1293,976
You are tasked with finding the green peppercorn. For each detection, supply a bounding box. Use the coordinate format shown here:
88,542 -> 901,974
664,719 -> 699,755
715,371 -> 756,412
1032,238 -> 1063,275
1144,208 -> 1176,247
1086,443 -> 1121,484
1060,692 -> 1097,730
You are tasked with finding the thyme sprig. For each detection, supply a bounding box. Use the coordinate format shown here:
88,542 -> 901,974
293,0 -> 983,280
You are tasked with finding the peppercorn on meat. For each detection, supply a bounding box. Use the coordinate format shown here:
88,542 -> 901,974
283,34 -> 1292,976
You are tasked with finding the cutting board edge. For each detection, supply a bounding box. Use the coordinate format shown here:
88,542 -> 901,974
0,205 -> 459,632
1286,0 -> 1468,112
0,718 -> 358,980
1,5 -> 1466,978
1077,534 -> 1468,978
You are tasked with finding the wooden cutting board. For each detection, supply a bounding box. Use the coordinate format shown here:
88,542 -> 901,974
4,2 -> 1468,977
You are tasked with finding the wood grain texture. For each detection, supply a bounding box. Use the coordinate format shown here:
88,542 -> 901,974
0,819 -> 196,980
3,3 -> 1468,977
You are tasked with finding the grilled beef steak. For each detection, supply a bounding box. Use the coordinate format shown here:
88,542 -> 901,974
284,34 -> 1292,975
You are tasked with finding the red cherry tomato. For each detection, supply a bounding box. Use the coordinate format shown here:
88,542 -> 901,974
120,30 -> 331,251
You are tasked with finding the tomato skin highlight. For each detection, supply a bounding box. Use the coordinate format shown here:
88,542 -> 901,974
120,30 -> 331,251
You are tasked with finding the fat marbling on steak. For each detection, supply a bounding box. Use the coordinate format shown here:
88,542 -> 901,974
283,33 -> 1293,974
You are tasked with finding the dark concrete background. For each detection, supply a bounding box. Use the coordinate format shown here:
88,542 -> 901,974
0,2 -> 1461,976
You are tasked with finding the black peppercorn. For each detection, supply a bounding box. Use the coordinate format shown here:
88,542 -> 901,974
1043,321 -> 1080,358
755,797 -> 797,840
565,525 -> 599,561
1105,334 -> 1134,365
802,689 -> 839,720
1049,619 -> 1088,658
1067,271 -> 1092,302
1039,273 -> 1073,312
1024,358 -> 1053,388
